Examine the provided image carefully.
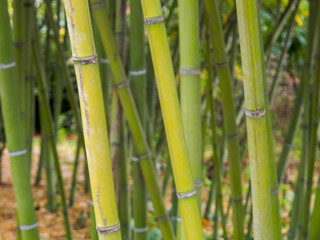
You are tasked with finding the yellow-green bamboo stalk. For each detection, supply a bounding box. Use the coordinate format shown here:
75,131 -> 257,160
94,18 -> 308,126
89,1 -> 174,239
140,0 -> 204,238
235,0 -> 273,239
63,0 -> 121,239
177,0 -> 202,237
0,1 -> 39,239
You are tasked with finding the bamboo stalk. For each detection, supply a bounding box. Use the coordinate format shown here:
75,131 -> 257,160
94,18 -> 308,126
296,1 -> 318,238
205,32 -> 227,239
69,137 -> 82,207
63,0 -> 121,239
139,0 -> 204,238
89,1 -> 174,238
178,0 -> 202,203
118,119 -> 130,240
32,28 -> 72,239
301,2 -> 320,238
130,0 -> 148,238
204,1 -> 244,238
0,1 -> 40,239
235,0 -> 273,239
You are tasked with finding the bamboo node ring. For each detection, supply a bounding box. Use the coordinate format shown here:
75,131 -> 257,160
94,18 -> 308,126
287,231 -> 296,237
155,214 -> 169,222
119,185 -> 131,190
130,69 -> 147,76
72,55 -> 98,65
230,198 -> 242,204
194,180 -> 202,188
110,141 -> 121,147
114,80 -> 130,90
19,222 -> 38,231
171,216 -> 181,222
132,152 -> 151,162
284,142 -> 293,148
25,76 -> 36,81
245,108 -> 266,119
215,61 -> 228,68
176,189 -> 196,199
13,42 -> 25,48
271,187 -> 279,195
9,149 -> 27,157
226,134 -> 239,140
144,16 -> 164,25
23,2 -> 33,7
0,62 -> 16,70
96,223 -> 121,235
134,226 -> 148,233
91,1 -> 105,9
100,58 -> 109,64
179,68 -> 201,75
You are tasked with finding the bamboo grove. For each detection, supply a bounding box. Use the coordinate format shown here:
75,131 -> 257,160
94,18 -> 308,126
0,0 -> 319,239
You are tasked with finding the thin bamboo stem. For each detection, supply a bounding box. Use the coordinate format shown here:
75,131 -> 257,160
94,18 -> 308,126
32,30 -> 72,240
204,1 -> 244,238
130,0 -> 148,238
301,2 -> 320,238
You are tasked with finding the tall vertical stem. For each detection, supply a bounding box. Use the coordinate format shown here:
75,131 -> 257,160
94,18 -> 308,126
63,0 -> 121,239
235,0 -> 273,239
204,1 -> 244,238
0,1 -> 39,239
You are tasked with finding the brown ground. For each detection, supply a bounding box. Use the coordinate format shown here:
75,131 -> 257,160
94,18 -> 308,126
0,135 -> 91,240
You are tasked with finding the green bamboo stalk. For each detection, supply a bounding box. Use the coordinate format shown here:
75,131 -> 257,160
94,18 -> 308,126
89,1 -> 174,238
235,0 -> 273,239
24,0 -> 35,169
296,1 -> 318,238
0,1 -> 40,239
93,20 -> 109,119
108,92 -> 122,227
69,137 -> 82,207
32,31 -> 72,240
63,0 -> 121,239
34,139 -> 44,186
204,1 -> 244,239
109,94 -> 121,204
40,100 -> 57,212
12,0 -> 27,140
301,3 -> 320,239
130,0 -> 148,238
205,33 -> 227,239
178,0 -> 202,203
118,118 -> 130,240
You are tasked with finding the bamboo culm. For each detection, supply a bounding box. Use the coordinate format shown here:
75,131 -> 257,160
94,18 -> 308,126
63,0 -> 121,239
0,1 -> 40,239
